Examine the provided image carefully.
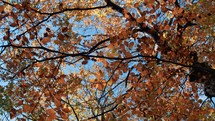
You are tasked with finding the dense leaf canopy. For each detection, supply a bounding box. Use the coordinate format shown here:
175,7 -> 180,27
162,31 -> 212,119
0,0 -> 214,120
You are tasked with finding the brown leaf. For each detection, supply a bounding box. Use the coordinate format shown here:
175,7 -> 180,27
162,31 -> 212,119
46,109 -> 56,119
57,76 -> 65,84
23,104 -> 33,112
10,22 -> 17,27
54,98 -> 62,107
0,6 -> 4,12
62,108 -> 70,113
53,69 -> 59,76
10,108 -> 16,119
82,60 -> 88,65
42,37 -> 50,44
62,27 -> 68,32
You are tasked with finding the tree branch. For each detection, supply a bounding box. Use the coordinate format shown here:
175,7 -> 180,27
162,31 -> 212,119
61,99 -> 79,121
87,54 -> 193,68
88,38 -> 110,53
30,5 -> 108,15
87,104 -> 118,120
104,0 -> 160,44
2,0 -> 108,16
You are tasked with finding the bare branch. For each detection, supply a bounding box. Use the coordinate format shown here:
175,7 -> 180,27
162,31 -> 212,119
87,104 -> 118,120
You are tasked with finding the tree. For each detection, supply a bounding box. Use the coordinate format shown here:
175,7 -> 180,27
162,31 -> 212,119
0,0 -> 214,120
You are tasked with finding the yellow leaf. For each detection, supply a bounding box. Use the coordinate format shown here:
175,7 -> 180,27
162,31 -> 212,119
163,31 -> 168,38
108,79 -> 113,85
5,5 -> 12,13
167,11 -> 174,19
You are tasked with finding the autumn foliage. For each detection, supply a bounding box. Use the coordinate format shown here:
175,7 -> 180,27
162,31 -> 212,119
0,0 -> 215,120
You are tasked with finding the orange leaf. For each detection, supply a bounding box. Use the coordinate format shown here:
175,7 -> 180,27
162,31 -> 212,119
178,8 -> 184,14
108,44 -> 114,49
61,112 -> 68,119
62,108 -> 70,113
58,77 -> 65,84
42,37 -> 50,44
157,88 -> 162,95
137,16 -> 145,23
123,10 -> 131,20
96,83 -> 103,91
95,81 -> 106,91
54,98 -> 62,107
23,104 -> 33,112
54,69 -> 59,76
34,62 -> 41,67
0,6 -> 4,12
164,25 -> 170,31
46,109 -> 56,119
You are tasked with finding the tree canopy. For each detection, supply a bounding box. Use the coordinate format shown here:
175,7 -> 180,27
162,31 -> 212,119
0,0 -> 214,120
